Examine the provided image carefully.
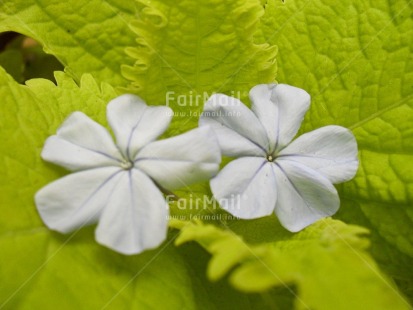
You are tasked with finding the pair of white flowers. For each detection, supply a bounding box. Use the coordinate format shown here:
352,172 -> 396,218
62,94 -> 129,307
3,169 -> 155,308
36,84 -> 358,255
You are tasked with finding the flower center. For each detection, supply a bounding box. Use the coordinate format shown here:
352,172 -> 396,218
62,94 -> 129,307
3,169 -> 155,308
266,154 -> 275,162
120,159 -> 134,170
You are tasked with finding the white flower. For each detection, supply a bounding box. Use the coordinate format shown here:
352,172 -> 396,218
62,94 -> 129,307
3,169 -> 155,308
35,94 -> 221,255
199,84 -> 358,232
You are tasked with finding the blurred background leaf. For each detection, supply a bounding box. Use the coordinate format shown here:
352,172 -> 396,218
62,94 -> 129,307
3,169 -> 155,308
0,32 -> 63,83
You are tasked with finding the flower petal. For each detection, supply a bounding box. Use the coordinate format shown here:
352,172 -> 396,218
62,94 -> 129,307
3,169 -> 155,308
42,112 -> 123,170
199,94 -> 268,157
210,157 -> 277,219
106,94 -> 173,159
250,84 -> 310,152
35,167 -> 123,233
278,125 -> 359,183
95,169 -> 168,255
135,127 -> 221,190
272,160 -> 339,232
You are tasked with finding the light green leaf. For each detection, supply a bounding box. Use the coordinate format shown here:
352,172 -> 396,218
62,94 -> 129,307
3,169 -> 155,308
260,0 -> 413,301
0,0 -> 136,86
1,0 -> 411,308
122,0 -> 277,132
0,67 -> 284,309
0,67 -> 194,309
172,218 -> 411,310
117,0 -> 279,234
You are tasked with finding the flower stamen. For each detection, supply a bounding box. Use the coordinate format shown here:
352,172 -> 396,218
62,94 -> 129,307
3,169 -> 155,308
120,160 -> 133,170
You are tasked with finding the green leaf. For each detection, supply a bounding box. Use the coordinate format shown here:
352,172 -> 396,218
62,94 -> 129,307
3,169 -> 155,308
0,1 -> 279,305
117,0 -> 279,234
0,0 -> 136,86
122,0 -> 277,132
0,49 -> 23,82
1,230 -> 201,310
0,67 -> 286,309
172,218 -> 411,310
1,0 -> 411,308
0,67 -> 194,309
260,0 -> 413,301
